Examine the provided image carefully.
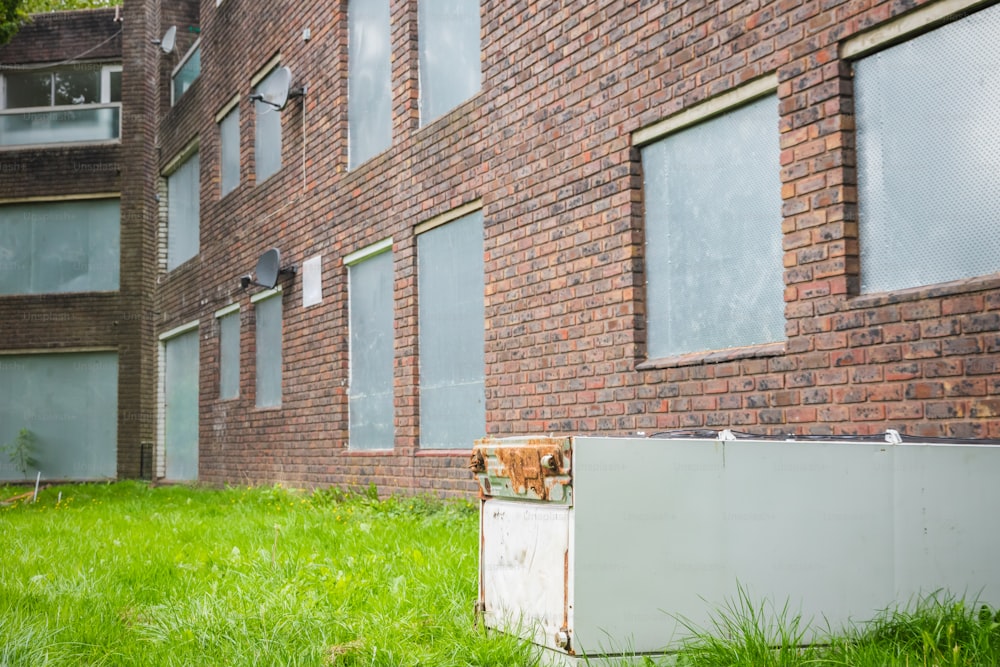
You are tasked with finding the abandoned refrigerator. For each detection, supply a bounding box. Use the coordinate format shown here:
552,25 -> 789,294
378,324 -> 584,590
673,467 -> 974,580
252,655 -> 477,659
470,433 -> 1000,663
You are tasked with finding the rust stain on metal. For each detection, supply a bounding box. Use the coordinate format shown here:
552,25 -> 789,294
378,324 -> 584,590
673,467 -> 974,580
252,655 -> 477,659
494,444 -> 564,500
563,548 -> 573,654
468,449 -> 485,473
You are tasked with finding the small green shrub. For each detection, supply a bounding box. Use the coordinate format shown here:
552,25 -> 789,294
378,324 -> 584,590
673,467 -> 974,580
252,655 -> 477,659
2,428 -> 37,478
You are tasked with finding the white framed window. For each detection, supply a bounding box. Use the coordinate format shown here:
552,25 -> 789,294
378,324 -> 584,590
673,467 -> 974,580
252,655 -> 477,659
216,304 -> 240,400
171,39 -> 201,105
348,0 -> 392,168
165,148 -> 200,270
0,63 -> 121,147
253,289 -> 282,408
417,207 -> 485,449
0,197 -> 120,295
418,0 -> 481,125
639,87 -> 784,359
851,2 -> 1000,294
253,65 -> 283,183
346,240 -> 394,450
218,102 -> 240,197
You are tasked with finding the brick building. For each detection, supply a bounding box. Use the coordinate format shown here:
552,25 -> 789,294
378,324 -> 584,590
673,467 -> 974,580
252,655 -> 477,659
1,0 -> 998,494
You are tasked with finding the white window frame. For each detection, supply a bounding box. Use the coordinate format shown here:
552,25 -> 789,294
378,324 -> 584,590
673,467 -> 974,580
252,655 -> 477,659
0,62 -> 123,149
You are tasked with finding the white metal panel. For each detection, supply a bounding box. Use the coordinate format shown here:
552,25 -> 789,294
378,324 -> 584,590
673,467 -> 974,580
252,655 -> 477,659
571,438 -> 727,655
893,443 -> 1000,602
481,498 -> 572,652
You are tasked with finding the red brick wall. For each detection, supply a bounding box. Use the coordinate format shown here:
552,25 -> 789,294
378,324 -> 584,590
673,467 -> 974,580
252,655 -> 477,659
151,0 -> 998,496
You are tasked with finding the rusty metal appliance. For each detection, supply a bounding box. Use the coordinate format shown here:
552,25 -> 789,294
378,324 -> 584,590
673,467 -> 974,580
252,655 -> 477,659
472,433 -> 1000,665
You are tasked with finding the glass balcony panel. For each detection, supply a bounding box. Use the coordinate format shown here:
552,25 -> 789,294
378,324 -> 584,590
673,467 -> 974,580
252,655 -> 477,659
0,105 -> 120,147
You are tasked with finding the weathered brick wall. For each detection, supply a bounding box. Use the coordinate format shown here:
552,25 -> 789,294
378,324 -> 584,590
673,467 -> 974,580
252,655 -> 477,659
150,0 -> 997,496
0,6 -> 156,478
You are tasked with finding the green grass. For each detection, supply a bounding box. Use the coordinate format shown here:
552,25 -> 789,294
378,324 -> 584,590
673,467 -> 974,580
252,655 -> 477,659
0,482 -> 534,666
3,483 -> 999,667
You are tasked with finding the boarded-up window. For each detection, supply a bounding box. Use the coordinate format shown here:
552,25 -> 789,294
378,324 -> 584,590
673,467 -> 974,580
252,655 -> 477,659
854,3 -> 1000,294
0,198 -> 119,295
348,0 -> 392,168
220,106 -> 240,196
642,95 -> 784,358
255,292 -> 282,408
417,211 -> 484,449
167,152 -> 200,270
218,309 -> 240,400
0,352 -> 117,481
418,0 -> 481,124
254,68 -> 283,183
348,247 -> 394,449
164,329 -> 199,481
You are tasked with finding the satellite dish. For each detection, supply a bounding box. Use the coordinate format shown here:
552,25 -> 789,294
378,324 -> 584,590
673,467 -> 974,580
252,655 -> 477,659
154,26 -> 177,54
254,248 -> 282,289
250,66 -> 306,110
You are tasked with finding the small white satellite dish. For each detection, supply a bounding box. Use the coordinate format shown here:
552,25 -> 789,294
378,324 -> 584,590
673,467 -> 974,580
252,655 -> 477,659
154,26 -> 177,54
254,248 -> 282,289
249,66 -> 306,111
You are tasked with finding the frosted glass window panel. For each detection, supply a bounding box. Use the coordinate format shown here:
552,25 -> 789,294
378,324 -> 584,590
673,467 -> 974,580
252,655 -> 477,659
418,211 -> 485,449
4,71 -> 51,108
418,0 -> 481,124
172,45 -> 201,104
219,311 -> 240,399
0,352 -> 117,481
349,250 -> 394,449
220,107 -> 240,196
642,95 -> 784,359
166,152 -> 200,270
54,69 -> 100,105
0,199 -> 119,295
854,4 -> 1000,294
348,0 -> 392,168
0,107 -> 120,147
164,330 -> 199,481
254,68 -> 283,183
255,294 -> 282,408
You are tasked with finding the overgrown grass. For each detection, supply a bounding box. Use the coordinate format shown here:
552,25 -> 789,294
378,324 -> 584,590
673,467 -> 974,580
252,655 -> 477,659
675,588 -> 1000,667
0,482 -> 534,666
3,483 -> 998,667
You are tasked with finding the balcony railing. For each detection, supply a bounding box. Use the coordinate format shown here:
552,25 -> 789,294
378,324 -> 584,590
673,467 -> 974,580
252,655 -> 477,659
0,103 -> 121,148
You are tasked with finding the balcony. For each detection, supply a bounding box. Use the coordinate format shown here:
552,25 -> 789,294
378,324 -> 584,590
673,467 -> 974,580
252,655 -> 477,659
0,103 -> 121,148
